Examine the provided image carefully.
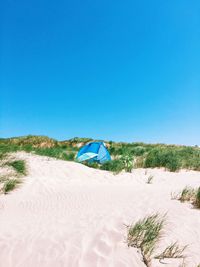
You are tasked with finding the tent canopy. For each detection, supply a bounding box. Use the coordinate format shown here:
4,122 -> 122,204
76,142 -> 111,164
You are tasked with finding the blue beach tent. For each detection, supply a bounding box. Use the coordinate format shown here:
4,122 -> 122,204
77,142 -> 111,164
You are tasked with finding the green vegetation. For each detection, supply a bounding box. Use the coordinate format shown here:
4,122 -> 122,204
173,186 -> 200,209
194,187 -> 200,208
110,143 -> 200,172
100,159 -> 124,173
7,160 -> 26,175
178,187 -> 196,202
0,135 -> 200,173
144,149 -> 181,171
33,147 -> 76,161
3,179 -> 19,194
121,154 -> 134,172
0,175 -> 8,183
127,215 -> 189,267
127,214 -> 165,266
0,156 -> 27,194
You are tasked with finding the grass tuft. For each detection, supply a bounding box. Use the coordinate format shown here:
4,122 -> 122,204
194,187 -> 200,208
178,187 -> 196,202
146,175 -> 154,184
3,179 -> 19,194
7,160 -> 26,176
155,242 -> 187,260
173,186 -> 200,209
127,214 -> 165,266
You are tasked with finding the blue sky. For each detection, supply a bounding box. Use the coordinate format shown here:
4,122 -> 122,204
1,0 -> 200,145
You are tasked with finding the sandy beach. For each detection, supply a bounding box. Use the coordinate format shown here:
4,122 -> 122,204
0,152 -> 200,267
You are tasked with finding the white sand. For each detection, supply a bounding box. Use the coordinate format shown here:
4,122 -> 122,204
0,152 -> 200,267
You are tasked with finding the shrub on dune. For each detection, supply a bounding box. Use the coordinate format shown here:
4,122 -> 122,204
121,154 -> 134,172
100,159 -> 124,174
144,149 -> 181,172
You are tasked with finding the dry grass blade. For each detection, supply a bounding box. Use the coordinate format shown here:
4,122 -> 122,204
146,175 -> 154,184
155,242 -> 187,260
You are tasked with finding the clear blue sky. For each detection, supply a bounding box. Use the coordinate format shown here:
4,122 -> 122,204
1,0 -> 200,145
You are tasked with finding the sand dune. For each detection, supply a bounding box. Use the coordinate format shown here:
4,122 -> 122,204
0,152 -> 200,267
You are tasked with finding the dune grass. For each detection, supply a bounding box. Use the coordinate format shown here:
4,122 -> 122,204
0,157 -> 27,194
127,214 -> 165,266
7,160 -> 26,176
0,175 -> 9,183
155,242 -> 187,261
194,187 -> 200,208
146,175 -> 154,184
173,186 -> 200,209
178,186 -> 197,202
3,179 -> 19,194
127,214 -> 189,267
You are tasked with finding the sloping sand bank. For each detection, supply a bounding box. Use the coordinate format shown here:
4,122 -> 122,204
0,152 -> 200,267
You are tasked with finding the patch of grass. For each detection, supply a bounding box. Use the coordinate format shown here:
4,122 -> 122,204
144,149 -> 181,172
155,242 -> 187,260
100,154 -> 134,174
146,175 -> 154,184
173,186 -> 200,209
33,147 -> 77,162
100,159 -> 124,174
178,187 -> 196,202
62,152 -> 76,161
127,214 -> 165,266
0,175 -> 9,183
0,159 -> 27,195
3,179 -> 19,194
194,187 -> 200,208
0,151 -> 7,160
83,161 -> 100,169
7,160 -> 26,176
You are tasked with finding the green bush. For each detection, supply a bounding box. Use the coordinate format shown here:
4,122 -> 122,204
62,152 -> 76,161
84,161 -> 100,169
101,159 -> 124,173
144,149 -> 181,172
130,146 -> 146,156
121,154 -> 134,172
